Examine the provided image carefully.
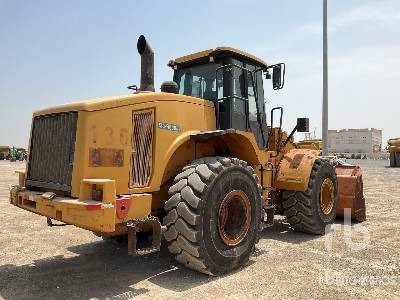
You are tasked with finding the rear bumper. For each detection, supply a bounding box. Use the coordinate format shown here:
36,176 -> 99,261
9,180 -> 152,233
10,186 -> 117,232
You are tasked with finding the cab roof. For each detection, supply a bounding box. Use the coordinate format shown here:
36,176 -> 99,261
169,47 -> 268,69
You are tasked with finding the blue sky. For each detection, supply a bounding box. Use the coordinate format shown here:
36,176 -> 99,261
1,0 -> 399,147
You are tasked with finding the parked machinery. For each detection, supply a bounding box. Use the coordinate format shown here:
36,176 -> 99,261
0,146 -> 11,160
388,138 -> 400,167
10,35 -> 366,275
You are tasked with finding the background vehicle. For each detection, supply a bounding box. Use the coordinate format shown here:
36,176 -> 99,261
10,35 -> 365,275
388,138 -> 400,167
0,146 -> 11,160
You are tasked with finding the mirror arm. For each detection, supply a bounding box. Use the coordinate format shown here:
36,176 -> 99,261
283,125 -> 298,148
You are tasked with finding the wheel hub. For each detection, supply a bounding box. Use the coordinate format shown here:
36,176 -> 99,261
320,178 -> 335,215
217,190 -> 251,246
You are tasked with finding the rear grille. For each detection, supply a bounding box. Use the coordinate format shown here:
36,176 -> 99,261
26,112 -> 78,193
131,110 -> 154,187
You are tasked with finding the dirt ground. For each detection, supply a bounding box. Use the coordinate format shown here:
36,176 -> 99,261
0,159 -> 399,299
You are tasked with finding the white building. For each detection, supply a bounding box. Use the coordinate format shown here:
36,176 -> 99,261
327,128 -> 382,155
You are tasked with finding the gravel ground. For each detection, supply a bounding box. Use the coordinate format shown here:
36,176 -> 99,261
0,159 -> 399,299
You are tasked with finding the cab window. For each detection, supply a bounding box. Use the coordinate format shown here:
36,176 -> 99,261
175,63 -> 221,101
247,71 -> 257,121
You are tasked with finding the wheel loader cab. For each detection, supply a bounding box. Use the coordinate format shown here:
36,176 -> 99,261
171,49 -> 268,149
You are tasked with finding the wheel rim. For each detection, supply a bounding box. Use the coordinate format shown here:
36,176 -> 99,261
217,190 -> 251,246
320,178 -> 335,215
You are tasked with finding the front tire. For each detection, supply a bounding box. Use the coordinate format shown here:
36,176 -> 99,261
282,158 -> 338,234
163,157 -> 262,275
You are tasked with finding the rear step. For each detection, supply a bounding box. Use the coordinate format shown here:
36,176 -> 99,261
127,216 -> 161,256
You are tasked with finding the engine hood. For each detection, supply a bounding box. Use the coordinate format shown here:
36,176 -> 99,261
33,92 -> 213,117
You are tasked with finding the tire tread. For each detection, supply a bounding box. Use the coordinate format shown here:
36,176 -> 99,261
282,158 -> 337,234
163,156 -> 259,275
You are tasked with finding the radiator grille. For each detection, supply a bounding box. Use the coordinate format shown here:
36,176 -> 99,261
131,110 -> 154,187
26,112 -> 78,193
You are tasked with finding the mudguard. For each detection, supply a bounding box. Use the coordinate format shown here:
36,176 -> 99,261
275,149 -> 319,192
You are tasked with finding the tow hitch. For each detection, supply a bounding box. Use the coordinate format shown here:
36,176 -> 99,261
127,216 -> 161,256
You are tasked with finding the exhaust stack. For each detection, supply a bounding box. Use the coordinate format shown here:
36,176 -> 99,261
137,35 -> 155,92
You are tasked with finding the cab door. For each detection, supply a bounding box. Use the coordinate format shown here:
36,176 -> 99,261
217,58 -> 265,148
217,57 -> 247,132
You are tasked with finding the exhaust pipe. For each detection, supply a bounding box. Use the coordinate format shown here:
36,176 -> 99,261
137,35 -> 154,92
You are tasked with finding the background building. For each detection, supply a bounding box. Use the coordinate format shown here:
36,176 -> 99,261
327,128 -> 382,155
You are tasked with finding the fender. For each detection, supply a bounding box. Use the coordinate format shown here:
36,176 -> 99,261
190,129 -> 236,140
275,148 -> 320,192
191,129 -> 268,165
152,130 -> 195,189
156,129 -> 267,190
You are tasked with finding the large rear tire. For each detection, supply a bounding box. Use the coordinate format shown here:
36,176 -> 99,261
163,157 -> 262,275
282,158 -> 338,234
390,152 -> 397,167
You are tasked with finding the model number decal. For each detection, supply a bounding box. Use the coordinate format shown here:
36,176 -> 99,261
157,122 -> 181,132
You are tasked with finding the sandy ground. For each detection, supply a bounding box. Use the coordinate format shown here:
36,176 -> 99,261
0,159 -> 399,300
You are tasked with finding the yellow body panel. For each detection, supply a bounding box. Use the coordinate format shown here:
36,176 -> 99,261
33,92 -> 209,116
12,91 -> 320,233
10,92 -> 217,232
15,170 -> 26,187
66,92 -> 215,197
10,188 -> 116,232
275,149 -> 319,192
10,180 -> 152,232
388,138 -> 400,147
389,145 -> 400,153
296,140 -> 322,151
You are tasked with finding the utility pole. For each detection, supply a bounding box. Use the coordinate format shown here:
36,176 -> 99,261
322,0 -> 329,156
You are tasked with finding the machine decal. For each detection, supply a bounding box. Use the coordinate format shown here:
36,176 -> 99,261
120,128 -> 129,145
157,122 -> 181,132
105,127 -> 114,144
89,125 -> 97,144
89,148 -> 124,167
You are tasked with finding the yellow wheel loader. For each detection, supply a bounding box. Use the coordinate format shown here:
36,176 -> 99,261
388,138 -> 400,167
0,146 -> 11,160
296,139 -> 322,152
10,35 -> 365,275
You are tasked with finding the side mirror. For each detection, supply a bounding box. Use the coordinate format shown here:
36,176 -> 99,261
267,63 -> 285,90
296,118 -> 309,132
282,117 -> 309,148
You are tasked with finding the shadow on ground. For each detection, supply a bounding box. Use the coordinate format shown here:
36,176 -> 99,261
0,218 -> 362,299
0,241 -> 212,300
261,217 -> 363,244
260,218 -> 319,244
